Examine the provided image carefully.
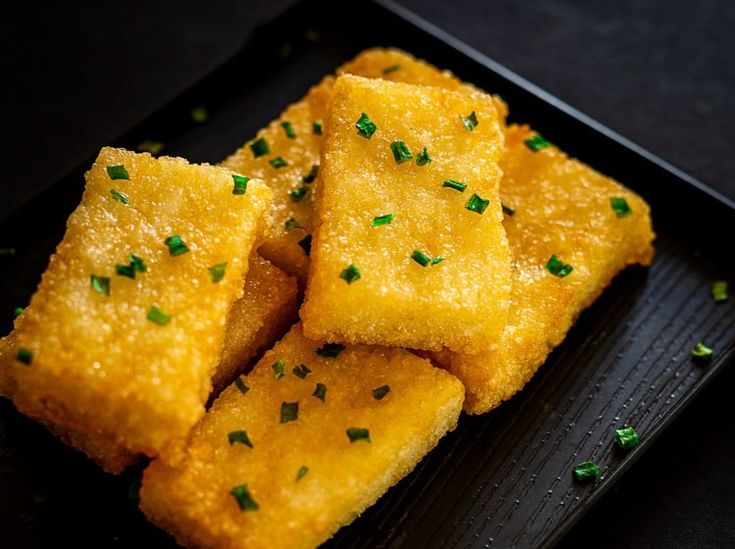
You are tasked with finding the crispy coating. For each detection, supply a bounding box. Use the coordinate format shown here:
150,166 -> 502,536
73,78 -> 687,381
436,125 -> 655,413
215,256 -> 298,393
9,147 -> 272,458
140,323 -> 464,549
301,75 -> 511,353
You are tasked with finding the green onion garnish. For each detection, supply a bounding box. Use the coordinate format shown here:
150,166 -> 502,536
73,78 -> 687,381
465,193 -> 490,214
573,461 -> 600,482
355,112 -> 377,139
296,465 -> 309,481
346,427 -> 371,443
164,235 -> 189,256
269,156 -> 288,169
110,189 -> 129,204
614,427 -> 639,451
130,254 -> 147,272
292,364 -> 312,379
115,264 -> 135,278
232,174 -> 249,195
315,343 -> 345,358
234,377 -> 249,394
13,306 -> 24,318
90,275 -> 110,296
313,382 -> 327,402
136,140 -> 164,155
442,179 -> 467,192
190,105 -> 209,123
230,484 -> 259,511
712,281 -> 728,303
460,111 -> 478,131
298,234 -> 312,256
272,359 -> 285,380
209,263 -> 227,283
313,120 -> 323,135
280,401 -> 299,423
431,256 -> 445,265
339,263 -> 361,284
502,203 -> 515,216
416,147 -> 431,166
249,137 -> 270,158
524,133 -> 551,152
382,64 -> 401,74
147,306 -> 171,326
372,385 -> 390,400
371,213 -> 394,228
281,121 -> 297,139
546,255 -> 573,278
107,165 -> 129,180
290,187 -> 309,202
16,348 -> 32,365
302,164 -> 319,184
390,140 -> 413,164
228,430 -> 253,448
690,342 -> 714,361
116,254 -> 147,279
411,250 -> 431,267
284,217 -> 303,232
610,197 -> 632,218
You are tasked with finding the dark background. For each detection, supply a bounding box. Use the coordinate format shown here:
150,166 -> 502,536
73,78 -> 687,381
1,1 -> 733,547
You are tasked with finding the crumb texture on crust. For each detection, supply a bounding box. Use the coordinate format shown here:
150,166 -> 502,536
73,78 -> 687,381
140,323 -> 464,549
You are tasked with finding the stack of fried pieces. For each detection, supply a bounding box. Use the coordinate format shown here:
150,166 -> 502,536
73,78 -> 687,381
0,49 -> 654,549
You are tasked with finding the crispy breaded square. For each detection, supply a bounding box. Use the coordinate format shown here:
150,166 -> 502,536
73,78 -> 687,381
9,147 -> 272,458
436,124 -> 655,413
140,323 -> 464,549
300,75 -> 511,353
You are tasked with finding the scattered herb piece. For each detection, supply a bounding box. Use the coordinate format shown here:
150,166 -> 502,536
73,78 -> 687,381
712,281 -> 728,303
416,147 -> 431,166
136,140 -> 164,155
115,263 -> 136,278
164,235 -> 189,256
339,263 -> 361,284
234,377 -> 249,394
272,359 -> 285,380
614,427 -> 640,451
269,156 -> 288,169
355,112 -> 377,139
524,133 -> 551,152
228,430 -> 253,448
281,121 -> 297,139
232,174 -> 249,195
16,348 -> 32,365
302,164 -> 319,183
209,263 -> 227,283
502,203 -> 515,216
312,382 -> 327,402
290,187 -> 309,202
107,165 -> 129,180
460,111 -> 478,131
313,120 -> 323,135
442,179 -> 467,192
431,256 -> 445,265
411,250 -> 431,267
296,465 -> 309,481
13,306 -> 24,318
546,255 -> 573,278
284,217 -> 303,232
573,461 -> 600,482
190,105 -> 209,123
372,385 -> 390,400
249,137 -> 270,158
465,193 -> 490,214
298,234 -> 312,256
130,254 -> 147,272
371,213 -> 394,228
116,254 -> 147,279
315,343 -> 345,358
147,306 -> 171,326
230,484 -> 259,511
690,342 -> 714,361
292,364 -> 312,379
610,197 -> 632,218
280,401 -> 299,423
90,275 -> 110,296
382,64 -> 401,74
390,140 -> 413,164
346,427 -> 371,443
110,189 -> 129,205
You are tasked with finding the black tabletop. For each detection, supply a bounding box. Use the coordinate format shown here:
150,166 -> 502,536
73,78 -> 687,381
2,1 -> 733,547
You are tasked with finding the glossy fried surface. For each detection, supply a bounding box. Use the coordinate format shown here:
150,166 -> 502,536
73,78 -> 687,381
439,124 -> 655,413
301,75 -> 511,353
140,323 -> 464,549
9,147 -> 272,457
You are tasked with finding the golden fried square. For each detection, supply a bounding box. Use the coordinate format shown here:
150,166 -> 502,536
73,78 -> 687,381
300,75 -> 511,353
140,323 -> 464,549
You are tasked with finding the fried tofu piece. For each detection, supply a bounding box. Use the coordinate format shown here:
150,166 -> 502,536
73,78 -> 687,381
300,75 -> 511,353
8,147 -> 272,459
140,323 -> 464,549
436,124 -> 655,413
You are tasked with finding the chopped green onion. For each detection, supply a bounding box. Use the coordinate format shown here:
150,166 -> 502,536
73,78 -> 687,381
280,401 -> 299,423
296,465 -> 309,481
442,179 -> 467,192
16,348 -> 32,365
110,189 -> 129,204
228,430 -> 253,448
302,164 -> 319,184
610,197 -> 632,218
292,364 -> 312,379
269,156 -> 288,169
0,248 -> 16,255
116,254 -> 147,279
614,427 -> 639,451
390,140 -> 413,164
460,111 -> 478,131
136,140 -> 164,155
290,186 -> 309,202
416,147 -> 431,166
298,234 -> 312,256
411,250 -> 431,267
524,133 -> 551,152
147,306 -> 171,326
313,120 -> 324,135
249,137 -> 270,158
107,165 -> 129,180
90,275 -> 110,296
712,281 -> 728,303
502,203 -> 515,216
13,306 -> 24,318
272,359 -> 285,380
371,213 -> 394,228
372,385 -> 390,400
234,377 -> 249,394
382,64 -> 401,74
232,174 -> 249,195
230,484 -> 258,511
355,112 -> 377,139
164,235 -> 189,256
312,382 -> 327,402
573,461 -> 600,482
190,105 -> 209,123
315,343 -> 345,358
115,264 -> 136,278
690,342 -> 714,361
431,256 -> 445,265
130,254 -> 147,272
546,255 -> 573,278
284,217 -> 303,232
339,263 -> 361,284
209,263 -> 227,283
281,121 -> 297,139
465,193 -> 490,214
346,427 -> 371,443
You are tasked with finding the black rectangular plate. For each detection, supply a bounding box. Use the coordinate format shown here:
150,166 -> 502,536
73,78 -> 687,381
1,1 -> 733,548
